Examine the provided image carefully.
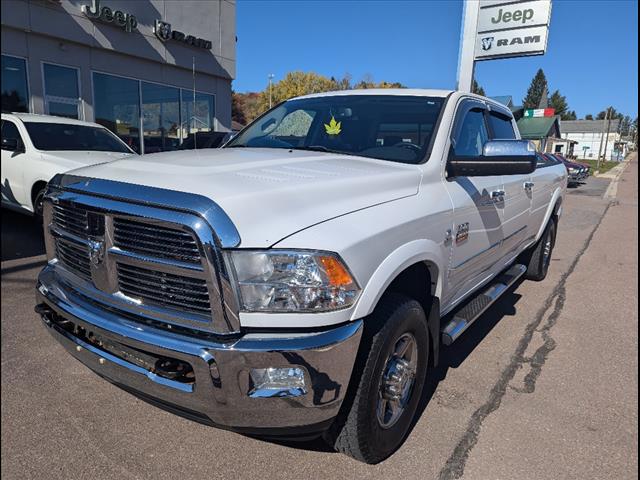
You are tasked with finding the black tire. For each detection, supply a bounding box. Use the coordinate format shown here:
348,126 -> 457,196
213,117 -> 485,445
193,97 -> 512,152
32,187 -> 46,222
523,217 -> 557,281
325,293 -> 429,464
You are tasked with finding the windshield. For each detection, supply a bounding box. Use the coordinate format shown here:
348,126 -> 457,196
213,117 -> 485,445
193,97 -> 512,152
226,95 -> 445,164
24,122 -> 133,153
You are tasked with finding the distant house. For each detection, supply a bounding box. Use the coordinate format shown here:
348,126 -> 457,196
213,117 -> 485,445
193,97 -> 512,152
560,120 -> 626,160
515,114 -> 564,153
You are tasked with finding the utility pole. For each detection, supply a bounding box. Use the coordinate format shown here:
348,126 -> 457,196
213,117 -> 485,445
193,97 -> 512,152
602,109 -> 614,162
268,73 -> 275,109
597,107 -> 610,169
456,0 -> 480,92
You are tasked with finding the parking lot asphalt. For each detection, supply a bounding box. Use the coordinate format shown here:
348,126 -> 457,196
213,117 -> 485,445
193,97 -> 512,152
1,159 -> 637,480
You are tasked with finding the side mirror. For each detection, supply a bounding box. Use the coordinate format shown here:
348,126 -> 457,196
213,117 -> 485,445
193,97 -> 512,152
448,140 -> 536,177
1,137 -> 21,152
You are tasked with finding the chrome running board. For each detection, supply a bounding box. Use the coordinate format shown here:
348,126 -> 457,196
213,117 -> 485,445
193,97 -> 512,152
441,264 -> 527,345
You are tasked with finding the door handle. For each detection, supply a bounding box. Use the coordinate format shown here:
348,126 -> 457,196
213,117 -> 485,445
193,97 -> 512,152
491,190 -> 505,203
524,181 -> 534,191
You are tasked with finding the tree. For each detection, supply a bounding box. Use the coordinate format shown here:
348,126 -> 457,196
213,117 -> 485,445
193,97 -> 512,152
585,114 -> 594,120
231,91 -> 246,125
564,110 -> 577,120
597,107 -> 624,120
472,79 -> 485,96
619,115 -> 632,136
255,71 -> 341,113
522,68 -> 548,109
549,90 -> 570,118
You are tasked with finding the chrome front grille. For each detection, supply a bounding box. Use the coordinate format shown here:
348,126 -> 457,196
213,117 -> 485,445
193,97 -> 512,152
43,173 -> 242,335
55,237 -> 92,281
113,218 -> 201,263
117,263 -> 211,315
52,202 -> 89,236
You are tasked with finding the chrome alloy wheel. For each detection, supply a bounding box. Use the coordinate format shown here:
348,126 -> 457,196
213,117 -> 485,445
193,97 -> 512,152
376,332 -> 418,429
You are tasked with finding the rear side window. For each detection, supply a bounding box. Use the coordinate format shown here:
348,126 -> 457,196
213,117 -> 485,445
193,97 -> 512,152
488,112 -> 516,139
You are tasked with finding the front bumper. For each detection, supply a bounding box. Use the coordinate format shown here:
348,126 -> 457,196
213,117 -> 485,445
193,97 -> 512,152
36,266 -> 362,436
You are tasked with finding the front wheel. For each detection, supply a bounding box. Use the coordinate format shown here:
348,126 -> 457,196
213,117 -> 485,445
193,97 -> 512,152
33,187 -> 46,223
325,294 -> 429,464
523,217 -> 557,281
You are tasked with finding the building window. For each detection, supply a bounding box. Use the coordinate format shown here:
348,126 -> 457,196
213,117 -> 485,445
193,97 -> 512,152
1,55 -> 29,113
93,73 -> 141,153
43,63 -> 81,119
93,72 -> 216,154
181,90 -> 215,148
142,82 -> 180,153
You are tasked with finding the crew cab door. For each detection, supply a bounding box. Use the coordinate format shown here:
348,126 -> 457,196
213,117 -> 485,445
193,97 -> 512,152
443,100 -> 505,307
1,119 -> 28,208
487,109 -> 533,260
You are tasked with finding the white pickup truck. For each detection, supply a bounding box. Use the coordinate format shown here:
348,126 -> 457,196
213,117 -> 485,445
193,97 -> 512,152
35,89 -> 566,464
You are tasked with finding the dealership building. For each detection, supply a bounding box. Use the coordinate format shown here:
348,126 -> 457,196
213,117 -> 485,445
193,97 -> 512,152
1,0 -> 235,154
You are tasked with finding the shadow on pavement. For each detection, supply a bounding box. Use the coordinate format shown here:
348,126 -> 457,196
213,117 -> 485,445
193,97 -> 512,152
1,209 -> 45,262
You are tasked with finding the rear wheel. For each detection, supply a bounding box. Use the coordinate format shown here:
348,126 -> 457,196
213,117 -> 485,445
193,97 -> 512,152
325,294 -> 429,464
523,217 -> 557,281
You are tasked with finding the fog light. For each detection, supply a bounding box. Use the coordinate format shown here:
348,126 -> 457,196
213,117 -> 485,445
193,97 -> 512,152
249,367 -> 306,398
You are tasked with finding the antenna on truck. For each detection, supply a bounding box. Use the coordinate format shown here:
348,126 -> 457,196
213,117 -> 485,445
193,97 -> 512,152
192,56 -> 196,150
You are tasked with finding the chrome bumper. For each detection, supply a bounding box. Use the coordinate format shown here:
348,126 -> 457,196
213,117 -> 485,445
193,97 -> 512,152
36,266 -> 362,435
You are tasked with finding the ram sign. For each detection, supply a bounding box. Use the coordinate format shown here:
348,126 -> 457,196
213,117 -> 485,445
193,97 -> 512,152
475,0 -> 552,60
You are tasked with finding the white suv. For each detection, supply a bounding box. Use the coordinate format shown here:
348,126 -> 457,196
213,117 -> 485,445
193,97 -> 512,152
1,113 -> 135,217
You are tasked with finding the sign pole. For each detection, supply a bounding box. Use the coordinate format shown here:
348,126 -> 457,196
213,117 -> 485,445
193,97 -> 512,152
457,0 -> 480,92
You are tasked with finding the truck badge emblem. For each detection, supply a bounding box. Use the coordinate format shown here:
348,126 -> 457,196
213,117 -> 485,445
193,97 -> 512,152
481,37 -> 494,51
88,240 -> 105,266
456,223 -> 469,244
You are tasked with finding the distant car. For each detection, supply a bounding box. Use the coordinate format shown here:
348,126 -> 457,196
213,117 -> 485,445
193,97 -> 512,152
554,153 -> 590,176
1,113 -> 135,217
178,131 -> 231,150
546,153 -> 586,185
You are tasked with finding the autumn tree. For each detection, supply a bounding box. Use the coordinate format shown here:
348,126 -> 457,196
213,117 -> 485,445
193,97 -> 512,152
231,91 -> 246,125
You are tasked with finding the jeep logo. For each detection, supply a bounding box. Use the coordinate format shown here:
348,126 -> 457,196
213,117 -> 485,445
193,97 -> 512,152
491,8 -> 535,25
82,0 -> 138,33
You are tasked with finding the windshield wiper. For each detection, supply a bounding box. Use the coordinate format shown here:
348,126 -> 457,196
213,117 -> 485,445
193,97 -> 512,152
291,146 -> 359,156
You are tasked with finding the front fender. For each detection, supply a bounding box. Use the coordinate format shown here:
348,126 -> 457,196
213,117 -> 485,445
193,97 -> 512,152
350,239 -> 444,320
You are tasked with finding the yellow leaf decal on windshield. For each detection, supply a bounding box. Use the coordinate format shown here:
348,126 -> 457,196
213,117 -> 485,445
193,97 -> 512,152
324,116 -> 342,135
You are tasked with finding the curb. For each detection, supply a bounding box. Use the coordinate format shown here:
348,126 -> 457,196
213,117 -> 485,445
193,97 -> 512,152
603,155 -> 634,200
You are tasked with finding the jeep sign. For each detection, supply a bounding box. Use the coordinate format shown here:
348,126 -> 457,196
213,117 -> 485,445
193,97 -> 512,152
477,0 -> 552,33
474,0 -> 551,61
475,26 -> 549,59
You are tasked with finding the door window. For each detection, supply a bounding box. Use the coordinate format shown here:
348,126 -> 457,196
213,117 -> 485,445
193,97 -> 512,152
43,63 -> 80,119
1,120 -> 23,146
488,111 -> 516,139
454,109 -> 488,157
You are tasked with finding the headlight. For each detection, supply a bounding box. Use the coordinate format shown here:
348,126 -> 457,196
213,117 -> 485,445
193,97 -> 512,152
230,250 -> 360,312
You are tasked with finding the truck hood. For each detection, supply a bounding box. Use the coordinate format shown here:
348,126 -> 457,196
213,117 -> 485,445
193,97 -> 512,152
68,148 -> 421,247
42,151 -> 135,170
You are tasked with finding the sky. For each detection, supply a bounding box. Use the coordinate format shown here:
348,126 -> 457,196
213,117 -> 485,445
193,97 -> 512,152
234,0 -> 638,119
